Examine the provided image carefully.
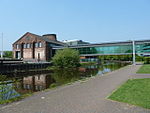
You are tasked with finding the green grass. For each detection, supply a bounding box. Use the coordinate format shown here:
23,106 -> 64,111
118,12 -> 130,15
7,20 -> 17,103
137,64 -> 150,74
108,78 -> 150,109
80,62 -> 97,66
0,93 -> 32,104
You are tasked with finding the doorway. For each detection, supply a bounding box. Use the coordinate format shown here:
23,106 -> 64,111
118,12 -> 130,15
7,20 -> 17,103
16,51 -> 21,59
38,53 -> 40,62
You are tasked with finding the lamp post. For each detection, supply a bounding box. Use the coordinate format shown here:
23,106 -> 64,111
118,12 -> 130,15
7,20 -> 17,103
132,40 -> 136,65
1,33 -> 3,58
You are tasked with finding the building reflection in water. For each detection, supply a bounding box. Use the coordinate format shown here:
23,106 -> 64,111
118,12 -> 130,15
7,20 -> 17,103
22,74 -> 55,91
15,62 -> 125,93
0,62 -> 128,102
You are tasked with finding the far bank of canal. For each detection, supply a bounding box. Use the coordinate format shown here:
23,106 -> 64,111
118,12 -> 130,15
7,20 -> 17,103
0,62 -> 129,104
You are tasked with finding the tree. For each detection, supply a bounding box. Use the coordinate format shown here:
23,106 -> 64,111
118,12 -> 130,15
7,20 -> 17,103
52,48 -> 80,68
3,51 -> 13,58
144,57 -> 150,64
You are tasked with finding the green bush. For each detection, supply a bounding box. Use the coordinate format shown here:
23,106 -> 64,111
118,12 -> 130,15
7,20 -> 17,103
80,62 -> 96,66
144,57 -> 150,64
52,48 -> 80,68
98,55 -> 133,61
98,54 -> 144,62
136,55 -> 144,62
3,51 -> 13,58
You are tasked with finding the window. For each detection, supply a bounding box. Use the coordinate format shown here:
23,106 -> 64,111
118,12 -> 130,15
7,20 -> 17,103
35,42 -> 42,48
26,84 -> 30,89
35,86 -> 38,90
23,43 -> 26,48
35,43 -> 38,48
38,42 -> 42,47
16,44 -> 19,49
39,86 -> 43,90
27,43 -> 30,48
70,42 -> 72,45
38,75 -> 40,80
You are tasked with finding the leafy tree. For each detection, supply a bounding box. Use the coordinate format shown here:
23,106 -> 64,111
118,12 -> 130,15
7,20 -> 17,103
3,51 -> 13,58
144,57 -> 150,64
52,48 -> 80,68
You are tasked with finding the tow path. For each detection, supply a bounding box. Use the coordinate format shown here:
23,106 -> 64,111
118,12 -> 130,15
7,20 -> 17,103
0,65 -> 149,113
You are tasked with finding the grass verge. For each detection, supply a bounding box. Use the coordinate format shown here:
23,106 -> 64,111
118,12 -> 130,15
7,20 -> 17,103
0,93 -> 32,104
137,64 -> 150,74
108,78 -> 150,109
80,62 -> 97,66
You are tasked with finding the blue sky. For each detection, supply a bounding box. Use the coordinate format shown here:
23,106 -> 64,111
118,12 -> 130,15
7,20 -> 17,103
0,0 -> 150,50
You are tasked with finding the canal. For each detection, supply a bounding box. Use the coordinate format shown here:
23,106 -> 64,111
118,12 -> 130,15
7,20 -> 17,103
0,62 -> 129,103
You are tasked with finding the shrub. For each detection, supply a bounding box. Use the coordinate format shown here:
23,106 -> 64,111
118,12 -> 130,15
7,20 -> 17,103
98,55 -> 133,61
144,57 -> 150,64
136,55 -> 144,62
52,48 -> 80,68
3,51 -> 13,58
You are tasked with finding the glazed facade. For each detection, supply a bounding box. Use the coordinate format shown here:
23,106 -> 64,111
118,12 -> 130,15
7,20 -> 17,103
75,43 -> 150,56
75,45 -> 133,55
54,40 -> 150,56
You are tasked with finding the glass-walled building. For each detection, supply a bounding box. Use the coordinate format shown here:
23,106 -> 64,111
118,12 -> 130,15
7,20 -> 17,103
75,45 -> 133,55
53,40 -> 150,57
135,43 -> 150,56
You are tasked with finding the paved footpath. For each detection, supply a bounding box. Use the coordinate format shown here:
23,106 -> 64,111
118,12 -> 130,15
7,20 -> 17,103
0,65 -> 150,113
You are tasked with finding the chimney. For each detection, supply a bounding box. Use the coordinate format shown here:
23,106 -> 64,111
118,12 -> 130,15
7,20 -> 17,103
43,34 -> 57,41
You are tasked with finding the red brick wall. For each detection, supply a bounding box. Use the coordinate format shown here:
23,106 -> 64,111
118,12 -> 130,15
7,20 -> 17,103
13,33 -> 47,62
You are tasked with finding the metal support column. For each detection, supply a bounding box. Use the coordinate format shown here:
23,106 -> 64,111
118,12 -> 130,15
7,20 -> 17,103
132,40 -> 136,65
1,33 -> 3,58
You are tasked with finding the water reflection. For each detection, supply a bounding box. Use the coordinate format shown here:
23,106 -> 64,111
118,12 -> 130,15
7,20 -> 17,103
0,62 -> 128,102
22,74 -> 54,91
0,75 -> 20,101
0,83 -> 20,101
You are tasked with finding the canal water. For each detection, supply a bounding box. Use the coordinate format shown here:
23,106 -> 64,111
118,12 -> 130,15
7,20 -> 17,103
0,62 -> 129,102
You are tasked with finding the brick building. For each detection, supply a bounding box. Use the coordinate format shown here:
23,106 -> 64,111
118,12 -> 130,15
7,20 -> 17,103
13,32 -> 66,62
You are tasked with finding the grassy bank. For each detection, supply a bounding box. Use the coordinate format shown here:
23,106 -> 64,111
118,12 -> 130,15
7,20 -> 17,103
137,64 -> 150,74
0,74 -> 33,105
108,78 -> 150,109
80,62 -> 97,66
0,93 -> 32,104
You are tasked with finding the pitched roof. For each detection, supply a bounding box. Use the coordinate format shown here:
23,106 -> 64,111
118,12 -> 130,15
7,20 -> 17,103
13,32 -> 67,46
29,32 -> 67,46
